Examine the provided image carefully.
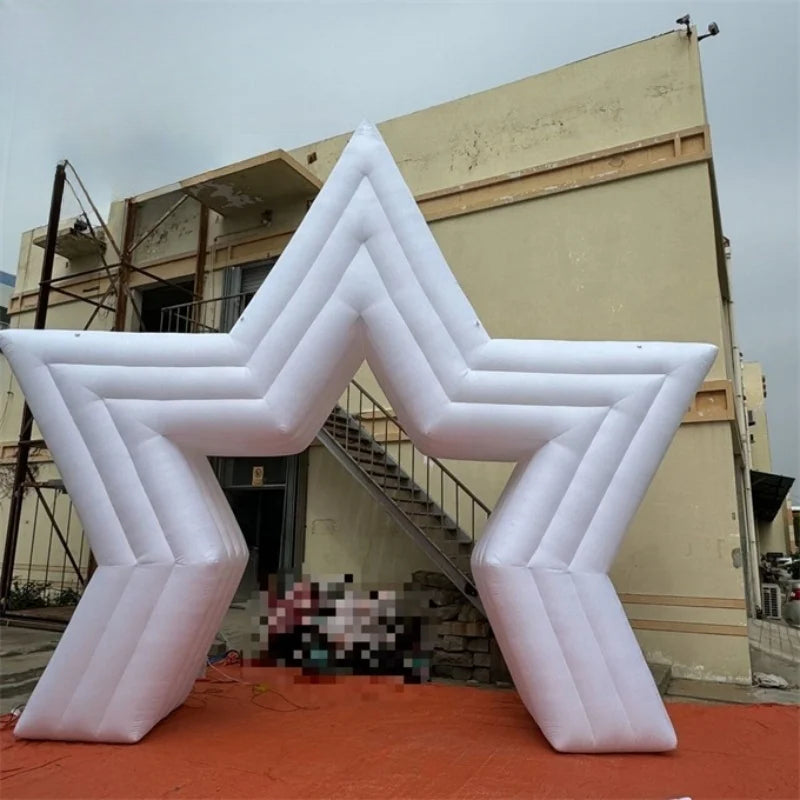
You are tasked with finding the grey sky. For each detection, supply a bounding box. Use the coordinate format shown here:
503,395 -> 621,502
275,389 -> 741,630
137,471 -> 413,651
1,0 -> 797,493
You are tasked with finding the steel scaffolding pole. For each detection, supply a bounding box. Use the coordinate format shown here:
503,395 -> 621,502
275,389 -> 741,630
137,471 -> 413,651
0,161 -> 67,611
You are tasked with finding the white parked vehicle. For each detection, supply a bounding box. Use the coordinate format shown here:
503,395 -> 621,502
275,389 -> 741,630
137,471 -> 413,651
783,580 -> 800,627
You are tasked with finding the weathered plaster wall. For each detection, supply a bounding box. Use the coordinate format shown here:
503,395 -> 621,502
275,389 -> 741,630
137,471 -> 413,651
131,193 -> 202,268
290,32 -> 705,195
303,447 -> 433,583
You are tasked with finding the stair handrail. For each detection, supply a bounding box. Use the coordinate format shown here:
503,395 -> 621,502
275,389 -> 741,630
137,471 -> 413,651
344,380 -> 492,518
161,292 -> 492,542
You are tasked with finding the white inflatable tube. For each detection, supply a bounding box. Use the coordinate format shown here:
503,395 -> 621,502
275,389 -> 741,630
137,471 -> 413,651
0,122 -> 714,748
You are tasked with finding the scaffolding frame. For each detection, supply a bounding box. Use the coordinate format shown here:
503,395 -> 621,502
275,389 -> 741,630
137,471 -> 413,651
0,160 -> 213,625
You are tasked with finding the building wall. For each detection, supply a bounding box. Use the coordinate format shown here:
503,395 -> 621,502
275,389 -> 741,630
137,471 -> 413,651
290,32 -> 707,195
0,30 -> 753,680
303,447 -> 433,582
743,362 -> 772,472
742,361 -> 793,555
295,32 -> 749,679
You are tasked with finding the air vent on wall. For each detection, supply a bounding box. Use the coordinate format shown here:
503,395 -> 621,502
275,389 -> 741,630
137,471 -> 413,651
761,583 -> 782,620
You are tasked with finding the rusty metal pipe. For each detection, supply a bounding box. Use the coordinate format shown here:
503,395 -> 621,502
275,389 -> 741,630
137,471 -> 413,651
1,161 -> 67,611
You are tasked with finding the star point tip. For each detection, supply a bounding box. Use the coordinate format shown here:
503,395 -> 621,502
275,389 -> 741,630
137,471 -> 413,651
354,120 -> 380,137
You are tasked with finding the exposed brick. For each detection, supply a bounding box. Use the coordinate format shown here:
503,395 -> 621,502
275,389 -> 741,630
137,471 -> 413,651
432,650 -> 473,667
440,621 -> 488,637
473,652 -> 491,668
433,665 -> 473,681
431,588 -> 462,607
458,604 -> 485,623
489,638 -> 513,684
472,667 -> 491,683
439,621 -> 466,636
466,638 -> 490,653
430,603 -> 460,622
440,635 -> 466,652
464,622 -> 489,637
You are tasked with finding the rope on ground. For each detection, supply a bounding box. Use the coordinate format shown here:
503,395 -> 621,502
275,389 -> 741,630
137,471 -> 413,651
196,653 -> 319,713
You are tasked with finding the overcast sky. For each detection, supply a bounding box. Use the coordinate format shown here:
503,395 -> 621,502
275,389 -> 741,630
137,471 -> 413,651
0,0 -> 797,493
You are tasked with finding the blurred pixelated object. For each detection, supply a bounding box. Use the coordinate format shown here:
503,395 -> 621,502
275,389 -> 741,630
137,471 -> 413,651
247,573 -> 432,682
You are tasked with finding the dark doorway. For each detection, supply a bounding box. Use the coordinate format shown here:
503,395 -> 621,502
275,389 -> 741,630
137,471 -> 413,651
226,488 -> 285,588
140,279 -> 194,332
214,454 -> 307,604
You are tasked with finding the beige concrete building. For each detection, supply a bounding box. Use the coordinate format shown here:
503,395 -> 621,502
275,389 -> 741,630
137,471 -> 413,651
1,29 -> 782,684
742,361 -> 796,558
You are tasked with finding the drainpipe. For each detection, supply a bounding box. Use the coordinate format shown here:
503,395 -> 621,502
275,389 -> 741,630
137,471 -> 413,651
732,345 -> 761,616
725,240 -> 760,617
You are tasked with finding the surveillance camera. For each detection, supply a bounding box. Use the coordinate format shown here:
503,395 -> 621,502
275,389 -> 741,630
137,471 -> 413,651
698,21 -> 720,41
676,14 -> 690,26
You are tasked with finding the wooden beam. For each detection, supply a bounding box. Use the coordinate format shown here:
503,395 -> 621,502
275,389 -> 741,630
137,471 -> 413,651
192,205 -> 210,331
620,592 -> 745,610
417,126 -> 710,222
630,619 -> 748,637
683,379 -> 735,424
114,199 -> 137,330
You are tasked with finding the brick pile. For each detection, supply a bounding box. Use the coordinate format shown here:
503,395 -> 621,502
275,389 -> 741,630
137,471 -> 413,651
410,570 -> 511,686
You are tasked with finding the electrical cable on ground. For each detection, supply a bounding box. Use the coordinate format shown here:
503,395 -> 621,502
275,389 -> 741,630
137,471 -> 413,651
197,652 -> 319,713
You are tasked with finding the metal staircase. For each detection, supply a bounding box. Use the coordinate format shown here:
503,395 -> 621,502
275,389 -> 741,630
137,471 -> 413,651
162,293 -> 491,613
319,382 -> 489,613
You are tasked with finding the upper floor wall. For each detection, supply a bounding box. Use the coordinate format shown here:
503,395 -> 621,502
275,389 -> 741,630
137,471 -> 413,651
7,29 -> 728,383
290,31 -> 707,193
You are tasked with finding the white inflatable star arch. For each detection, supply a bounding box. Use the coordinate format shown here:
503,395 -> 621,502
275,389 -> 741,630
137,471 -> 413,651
0,123 -> 714,750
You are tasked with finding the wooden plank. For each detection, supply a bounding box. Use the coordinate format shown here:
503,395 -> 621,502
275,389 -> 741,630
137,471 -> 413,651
620,593 -> 745,610
683,379 -> 735,424
630,619 -> 747,637
418,126 -> 710,222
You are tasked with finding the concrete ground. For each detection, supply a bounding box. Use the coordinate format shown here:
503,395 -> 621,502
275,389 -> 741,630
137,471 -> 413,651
748,618 -> 800,688
3,610 -> 799,716
0,625 -> 61,714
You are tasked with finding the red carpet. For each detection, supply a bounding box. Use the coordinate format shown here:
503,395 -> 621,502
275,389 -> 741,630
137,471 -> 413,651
1,667 -> 798,799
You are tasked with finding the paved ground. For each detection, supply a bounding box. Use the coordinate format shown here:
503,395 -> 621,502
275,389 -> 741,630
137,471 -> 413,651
749,618 -> 800,661
0,626 -> 61,714
2,665 -> 797,799
4,612 -> 800,713
748,618 -> 800,687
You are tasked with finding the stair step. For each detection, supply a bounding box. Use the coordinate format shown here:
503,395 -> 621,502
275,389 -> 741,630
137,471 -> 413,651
324,419 -> 368,436
439,540 -> 473,556
394,499 -> 437,513
335,439 -> 385,457
320,405 -> 483,612
324,428 -> 369,446
404,509 -> 445,520
354,459 -> 399,475
418,520 -> 459,534
377,478 -> 420,491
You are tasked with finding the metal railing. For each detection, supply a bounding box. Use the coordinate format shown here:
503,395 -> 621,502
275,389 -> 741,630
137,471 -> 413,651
160,292 -> 249,334
0,471 -> 87,621
161,292 -> 491,550
334,382 -> 491,548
